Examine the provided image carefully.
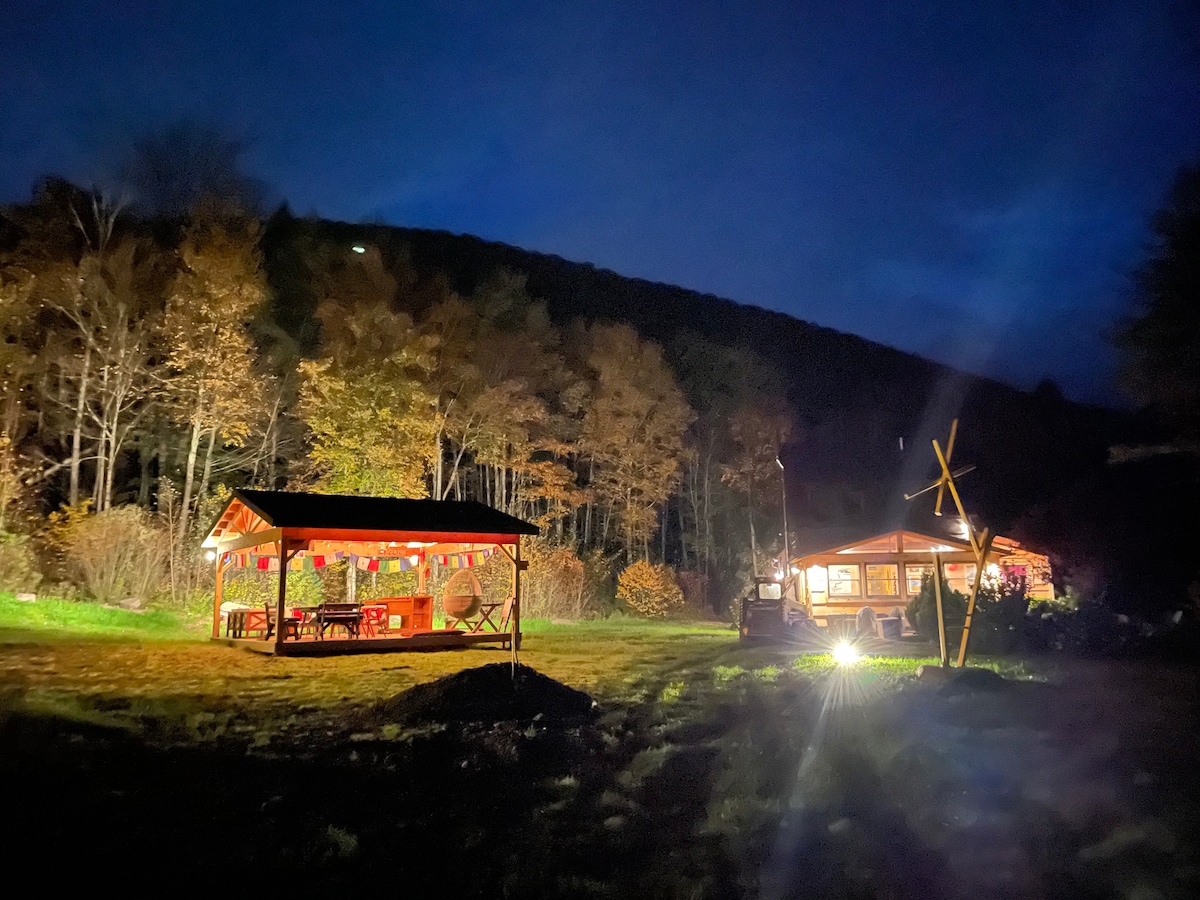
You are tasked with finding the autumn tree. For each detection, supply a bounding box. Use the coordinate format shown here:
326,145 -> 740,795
0,264 -> 40,443
420,271 -> 584,530
579,323 -> 694,562
671,334 -> 792,582
9,190 -> 163,512
300,289 -> 438,497
69,241 -> 165,511
163,216 -> 267,539
720,401 -> 795,575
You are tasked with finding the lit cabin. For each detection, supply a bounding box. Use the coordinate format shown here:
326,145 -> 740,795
202,489 -> 538,656
793,526 -> 1053,626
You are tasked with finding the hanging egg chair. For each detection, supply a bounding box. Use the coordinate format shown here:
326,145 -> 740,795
442,569 -> 483,621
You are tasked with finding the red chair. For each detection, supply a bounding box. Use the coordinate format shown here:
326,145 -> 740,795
360,605 -> 387,637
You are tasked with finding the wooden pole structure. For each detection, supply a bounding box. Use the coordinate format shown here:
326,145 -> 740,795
905,418 -> 997,668
932,432 -> 993,667
211,552 -> 229,639
274,537 -> 289,653
957,529 -> 993,668
932,550 -> 948,667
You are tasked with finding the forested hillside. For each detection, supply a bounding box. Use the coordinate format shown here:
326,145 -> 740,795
0,182 -> 1162,612
268,214 -> 1140,531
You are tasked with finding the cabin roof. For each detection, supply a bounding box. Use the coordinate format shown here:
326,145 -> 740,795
795,522 -> 1036,562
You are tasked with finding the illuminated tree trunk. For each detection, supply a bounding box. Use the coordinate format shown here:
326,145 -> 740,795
702,454 -> 712,578
92,363 -> 109,507
748,487 -> 759,577
178,418 -> 202,544
197,425 -> 217,507
68,342 -> 91,507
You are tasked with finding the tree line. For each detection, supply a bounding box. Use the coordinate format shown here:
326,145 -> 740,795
0,178 -> 797,604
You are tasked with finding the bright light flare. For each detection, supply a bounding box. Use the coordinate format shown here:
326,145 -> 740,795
832,641 -> 860,666
205,550 -> 217,562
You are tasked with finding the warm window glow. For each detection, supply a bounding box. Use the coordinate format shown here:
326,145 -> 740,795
828,564 -> 861,597
905,564 -> 933,594
806,565 -> 828,592
865,563 -> 899,596
943,563 -> 977,594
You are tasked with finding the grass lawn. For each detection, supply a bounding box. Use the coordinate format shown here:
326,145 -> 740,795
2,602 -> 1198,898
0,602 -> 886,716
0,592 -> 203,641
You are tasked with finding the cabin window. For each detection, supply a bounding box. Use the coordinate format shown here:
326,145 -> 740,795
828,564 -> 862,597
905,564 -> 933,594
866,564 -> 899,596
943,563 -> 977,594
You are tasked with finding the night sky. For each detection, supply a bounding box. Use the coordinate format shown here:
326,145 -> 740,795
3,1 -> 1198,404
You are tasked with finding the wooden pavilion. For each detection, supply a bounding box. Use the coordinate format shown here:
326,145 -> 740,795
792,526 -> 1054,625
202,489 -> 538,656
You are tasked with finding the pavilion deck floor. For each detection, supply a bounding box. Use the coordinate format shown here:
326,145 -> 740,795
213,629 -> 515,657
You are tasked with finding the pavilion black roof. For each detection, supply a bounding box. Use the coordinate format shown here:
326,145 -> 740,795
229,489 -> 540,536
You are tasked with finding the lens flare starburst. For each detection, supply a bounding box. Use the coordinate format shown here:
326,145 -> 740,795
832,640 -> 860,665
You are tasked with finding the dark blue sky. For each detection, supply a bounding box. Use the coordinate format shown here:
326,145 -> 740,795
3,1 -> 1198,403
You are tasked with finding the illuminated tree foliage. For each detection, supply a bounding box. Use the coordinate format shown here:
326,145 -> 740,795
163,217 -> 268,538
299,298 -> 438,497
616,559 -> 684,617
580,324 -> 694,562
0,180 -> 780,609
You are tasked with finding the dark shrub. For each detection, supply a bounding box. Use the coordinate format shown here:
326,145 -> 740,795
905,572 -> 967,641
906,570 -> 1029,654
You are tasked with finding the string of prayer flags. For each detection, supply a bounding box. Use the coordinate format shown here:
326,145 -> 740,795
350,553 -> 418,573
224,547 -> 496,573
229,550 -> 347,572
433,547 -> 495,569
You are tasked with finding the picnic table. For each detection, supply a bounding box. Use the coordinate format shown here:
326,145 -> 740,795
226,603 -> 367,640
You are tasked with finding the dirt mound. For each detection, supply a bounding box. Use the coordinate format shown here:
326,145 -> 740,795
377,663 -> 599,727
941,667 -> 1013,693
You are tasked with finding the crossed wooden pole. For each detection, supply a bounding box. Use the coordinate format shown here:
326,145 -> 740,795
903,419 -> 993,668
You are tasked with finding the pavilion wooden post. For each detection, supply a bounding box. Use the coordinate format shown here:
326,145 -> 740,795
500,539 -> 525,670
211,552 -> 231,639
514,537 -> 523,656
274,537 -> 290,653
